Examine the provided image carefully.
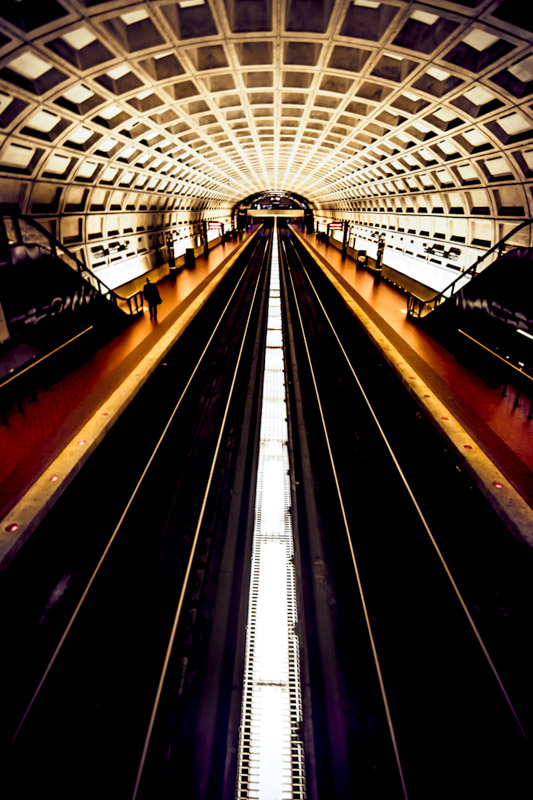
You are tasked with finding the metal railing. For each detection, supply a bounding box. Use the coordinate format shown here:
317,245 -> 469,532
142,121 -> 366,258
0,326 -> 94,425
458,329 -> 533,421
0,212 -> 144,316
406,217 -> 533,318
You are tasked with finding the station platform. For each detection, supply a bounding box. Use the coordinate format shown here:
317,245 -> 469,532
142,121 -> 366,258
292,228 -> 533,535
0,226 -> 532,569
0,233 -> 254,549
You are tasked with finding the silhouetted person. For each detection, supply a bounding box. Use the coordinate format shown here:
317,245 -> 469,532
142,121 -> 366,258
144,277 -> 161,320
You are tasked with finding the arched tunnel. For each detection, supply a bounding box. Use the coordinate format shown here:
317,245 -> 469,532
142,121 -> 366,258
0,0 -> 531,265
0,3 -> 533,799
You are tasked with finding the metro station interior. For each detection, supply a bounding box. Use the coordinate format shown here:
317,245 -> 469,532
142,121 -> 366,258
0,1 -> 532,799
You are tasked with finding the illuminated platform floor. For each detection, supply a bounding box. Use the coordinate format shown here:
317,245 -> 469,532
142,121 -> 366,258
0,235 -> 248,521
0,228 -> 531,540
294,228 -> 533,511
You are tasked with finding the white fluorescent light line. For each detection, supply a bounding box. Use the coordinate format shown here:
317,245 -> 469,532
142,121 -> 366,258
235,222 -> 306,799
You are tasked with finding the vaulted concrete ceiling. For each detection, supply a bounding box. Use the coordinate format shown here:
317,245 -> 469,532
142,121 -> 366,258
0,1 -> 532,265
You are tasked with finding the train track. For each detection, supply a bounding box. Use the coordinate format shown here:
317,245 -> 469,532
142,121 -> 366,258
0,224 -> 532,800
280,227 -> 533,799
0,230 -> 272,799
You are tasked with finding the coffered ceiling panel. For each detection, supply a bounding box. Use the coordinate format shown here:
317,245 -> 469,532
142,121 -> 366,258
0,0 -> 532,260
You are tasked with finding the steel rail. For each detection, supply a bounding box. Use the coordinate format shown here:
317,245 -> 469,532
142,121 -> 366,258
280,236 -> 410,800
10,235 -> 267,748
131,233 -> 272,799
0,327 -> 94,390
287,236 -> 528,743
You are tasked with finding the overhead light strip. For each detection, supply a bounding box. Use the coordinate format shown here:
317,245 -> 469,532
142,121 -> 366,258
235,222 -> 306,799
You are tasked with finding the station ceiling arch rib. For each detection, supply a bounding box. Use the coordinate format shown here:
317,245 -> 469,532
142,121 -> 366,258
0,0 -> 532,269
